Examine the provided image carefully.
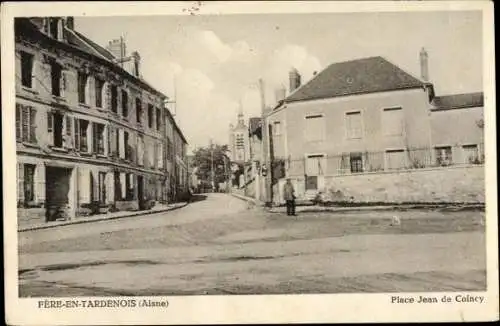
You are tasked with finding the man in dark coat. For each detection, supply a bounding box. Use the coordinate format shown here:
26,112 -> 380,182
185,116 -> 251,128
283,178 -> 296,216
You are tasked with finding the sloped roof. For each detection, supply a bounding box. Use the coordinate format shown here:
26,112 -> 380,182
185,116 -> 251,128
431,92 -> 484,111
285,56 -> 426,103
66,29 -> 116,61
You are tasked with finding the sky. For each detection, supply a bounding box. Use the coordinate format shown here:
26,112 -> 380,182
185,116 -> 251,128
74,11 -> 483,152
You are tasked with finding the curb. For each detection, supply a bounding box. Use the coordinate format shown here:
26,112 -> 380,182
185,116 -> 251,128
18,202 -> 189,232
231,193 -> 260,205
269,204 -> 485,214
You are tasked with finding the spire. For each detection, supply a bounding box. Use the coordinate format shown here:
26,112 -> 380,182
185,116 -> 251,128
237,98 -> 244,126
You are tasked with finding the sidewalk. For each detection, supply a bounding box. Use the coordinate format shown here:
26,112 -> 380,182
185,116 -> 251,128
230,193 -> 484,214
18,202 -> 188,232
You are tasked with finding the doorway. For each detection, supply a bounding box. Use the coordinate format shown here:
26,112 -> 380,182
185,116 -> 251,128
45,166 -> 72,221
137,175 -> 144,209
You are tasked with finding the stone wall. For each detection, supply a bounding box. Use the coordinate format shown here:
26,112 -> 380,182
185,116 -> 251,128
321,165 -> 484,203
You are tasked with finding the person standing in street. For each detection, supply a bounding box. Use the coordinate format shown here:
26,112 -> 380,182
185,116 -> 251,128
283,178 -> 296,216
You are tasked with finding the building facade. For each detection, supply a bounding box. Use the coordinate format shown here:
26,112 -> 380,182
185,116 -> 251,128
263,50 -> 484,203
15,17 -> 185,225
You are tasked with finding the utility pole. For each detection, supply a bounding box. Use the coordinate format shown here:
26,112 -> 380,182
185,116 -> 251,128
259,78 -> 272,205
210,138 -> 215,192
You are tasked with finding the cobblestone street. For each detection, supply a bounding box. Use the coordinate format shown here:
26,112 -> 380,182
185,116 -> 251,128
18,194 -> 486,296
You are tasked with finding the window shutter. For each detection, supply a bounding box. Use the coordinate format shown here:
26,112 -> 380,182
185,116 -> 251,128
64,116 -> 73,148
87,76 -> 95,106
91,171 -> 99,203
46,111 -> 54,146
86,122 -> 92,153
92,123 -> 98,154
16,104 -> 22,142
74,118 -> 80,151
118,129 -> 125,159
60,69 -> 67,98
17,163 -> 25,204
78,167 -> 91,204
29,107 -> 37,143
34,164 -> 46,204
41,63 -> 52,94
109,125 -> 115,157
22,106 -> 30,142
120,173 -> 126,200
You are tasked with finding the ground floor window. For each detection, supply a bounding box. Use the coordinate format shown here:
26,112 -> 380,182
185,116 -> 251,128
350,153 -> 363,173
463,144 -> 479,164
435,146 -> 452,166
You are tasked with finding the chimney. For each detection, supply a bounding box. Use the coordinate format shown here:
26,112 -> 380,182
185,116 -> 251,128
132,51 -> 141,77
65,17 -> 74,30
274,85 -> 286,103
419,47 -> 429,82
289,68 -> 301,93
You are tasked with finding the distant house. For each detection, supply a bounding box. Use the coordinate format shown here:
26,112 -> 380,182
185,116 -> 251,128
265,49 -> 484,203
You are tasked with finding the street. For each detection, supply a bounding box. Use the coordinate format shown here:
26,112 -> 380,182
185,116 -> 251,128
19,194 -> 486,296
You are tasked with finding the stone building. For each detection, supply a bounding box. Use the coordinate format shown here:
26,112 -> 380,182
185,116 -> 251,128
15,17 -> 185,225
264,49 -> 484,204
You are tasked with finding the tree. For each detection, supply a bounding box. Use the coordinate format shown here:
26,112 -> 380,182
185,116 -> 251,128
192,143 -> 230,188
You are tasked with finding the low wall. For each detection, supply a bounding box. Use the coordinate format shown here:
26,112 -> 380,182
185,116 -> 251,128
18,207 -> 46,228
283,165 -> 485,204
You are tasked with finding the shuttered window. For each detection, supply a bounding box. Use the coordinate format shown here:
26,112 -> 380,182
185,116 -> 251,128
16,104 -> 37,144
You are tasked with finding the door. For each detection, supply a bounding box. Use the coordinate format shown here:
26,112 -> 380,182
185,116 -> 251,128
305,155 -> 326,191
137,175 -> 144,209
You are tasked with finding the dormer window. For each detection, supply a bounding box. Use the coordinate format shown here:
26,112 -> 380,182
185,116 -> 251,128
47,18 -> 64,41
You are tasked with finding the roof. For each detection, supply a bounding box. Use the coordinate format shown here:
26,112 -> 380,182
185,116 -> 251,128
431,92 -> 484,111
16,18 -> 167,100
284,56 -> 426,103
68,29 -> 116,61
248,117 -> 262,136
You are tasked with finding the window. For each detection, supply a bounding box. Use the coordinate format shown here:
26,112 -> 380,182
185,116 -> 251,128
50,61 -> 63,97
385,149 -> 406,170
463,144 -> 479,164
77,72 -> 88,104
16,104 -> 37,144
93,123 -> 106,155
20,51 -> 34,88
273,121 -> 281,136
77,119 -> 90,152
235,133 -> 244,149
114,171 -> 122,201
49,111 -> 64,148
383,107 -> 404,136
156,107 -> 161,131
48,18 -> 60,39
435,146 -> 452,166
148,104 -> 154,128
124,131 -> 130,160
350,153 -> 363,173
125,173 -> 134,200
305,115 -> 324,141
121,90 -> 128,118
137,135 -> 145,166
136,98 -> 142,123
111,85 -> 118,113
117,129 -> 130,160
95,78 -> 104,108
24,164 -> 36,202
346,111 -> 363,139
